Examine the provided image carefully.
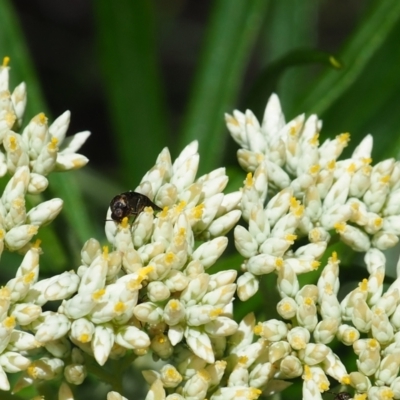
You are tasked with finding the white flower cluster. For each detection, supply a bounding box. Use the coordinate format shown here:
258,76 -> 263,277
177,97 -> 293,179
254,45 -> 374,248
4,55 -> 400,400
0,58 -> 89,392
0,57 -> 89,257
224,94 -> 400,400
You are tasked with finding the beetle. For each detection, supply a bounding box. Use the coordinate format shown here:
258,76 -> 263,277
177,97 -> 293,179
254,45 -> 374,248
109,191 -> 162,223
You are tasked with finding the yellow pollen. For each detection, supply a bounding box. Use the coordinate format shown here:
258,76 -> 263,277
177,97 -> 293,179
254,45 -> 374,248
337,132 -> 350,145
253,325 -> 262,336
374,217 -> 383,228
290,197 -> 299,207
362,157 -> 372,165
102,245 -> 109,259
285,233 -> 297,242
245,172 -> 253,188
381,175 -> 390,184
3,316 -> 16,329
120,216 -> 129,228
275,258 -> 284,268
304,297 -> 313,306
327,159 -> 336,170
311,260 -> 320,270
319,381 -> 329,391
380,388 -> 394,399
348,330 -> 356,341
160,206 -> 169,218
79,333 -> 90,343
157,334 -> 166,344
309,133 -> 319,146
368,338 -> 379,349
359,278 -> 368,292
341,375 -> 351,385
176,201 -> 187,213
289,126 -> 297,137
92,289 -> 105,300
32,239 -> 42,249
169,300 -> 179,310
192,203 -> 204,219
238,355 -> 248,365
37,112 -> 47,125
23,271 -> 36,284
309,164 -> 320,174
28,226 -> 39,235
27,364 -> 38,379
2,56 -> 10,67
8,136 -> 17,151
166,367 -> 178,378
209,308 -> 222,318
355,395 -> 367,400
139,265 -> 154,278
302,365 -> 312,380
334,222 -> 346,233
5,111 -> 16,126
114,301 -> 126,313
330,251 -> 338,263
165,252 -> 176,265
347,163 -> 356,174
48,136 -> 58,150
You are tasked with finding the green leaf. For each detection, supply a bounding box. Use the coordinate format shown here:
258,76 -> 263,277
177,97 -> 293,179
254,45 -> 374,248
94,0 -> 169,184
179,0 -> 270,174
293,0 -> 400,116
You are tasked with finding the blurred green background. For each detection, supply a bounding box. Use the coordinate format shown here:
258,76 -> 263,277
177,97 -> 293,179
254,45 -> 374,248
1,0 -> 400,398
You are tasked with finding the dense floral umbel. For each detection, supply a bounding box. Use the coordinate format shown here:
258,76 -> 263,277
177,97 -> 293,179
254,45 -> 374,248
224,94 -> 400,400
5,57 -> 400,400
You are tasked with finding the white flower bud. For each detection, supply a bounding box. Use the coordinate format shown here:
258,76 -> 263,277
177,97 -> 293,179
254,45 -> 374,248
151,334 -> 173,359
184,326 -> 214,363
70,318 -> 95,344
33,311 -> 71,343
55,153 -> 89,171
10,303 -> 41,325
115,326 -> 150,350
28,173 -> 48,194
236,271 -> 259,301
28,357 -> 64,380
26,198 -> 63,226
64,363 -> 87,385
5,224 -> 38,251
159,364 -> 182,388
147,281 -> 170,302
92,324 -> 114,366
44,271 -> 79,300
163,299 -> 185,326
0,351 -> 30,373
277,297 -> 297,320
287,327 -> 310,350
254,319 -> 288,341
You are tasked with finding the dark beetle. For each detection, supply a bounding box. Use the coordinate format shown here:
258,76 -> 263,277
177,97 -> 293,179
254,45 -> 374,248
109,191 -> 162,223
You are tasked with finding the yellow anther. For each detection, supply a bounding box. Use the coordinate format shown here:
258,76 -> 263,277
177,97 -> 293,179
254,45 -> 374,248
327,159 -> 336,170
245,172 -> 253,187
169,300 -> 179,310
374,217 -> 383,228
209,308 -> 222,318
238,356 -> 248,365
359,278 -> 368,292
165,252 -> 176,264
102,245 -> 109,260
337,132 -> 350,146
32,239 -> 42,249
120,216 -> 129,228
362,157 -> 372,165
334,222 -> 346,233
347,163 -> 356,174
23,272 -> 36,284
28,226 -> 39,235
304,297 -> 314,306
309,164 -> 320,174
79,333 -> 90,343
160,206 -> 169,218
114,301 -> 126,313
311,260 -> 320,270
309,133 -> 319,146
381,175 -> 390,184
275,258 -> 284,268
330,251 -> 338,263
192,203 -> 204,219
8,135 -> 17,151
48,136 -> 58,150
37,112 -> 47,125
285,233 -> 297,242
3,316 -> 16,329
302,365 -> 312,380
92,289 -> 105,300
253,324 -> 262,336
2,56 -> 10,67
